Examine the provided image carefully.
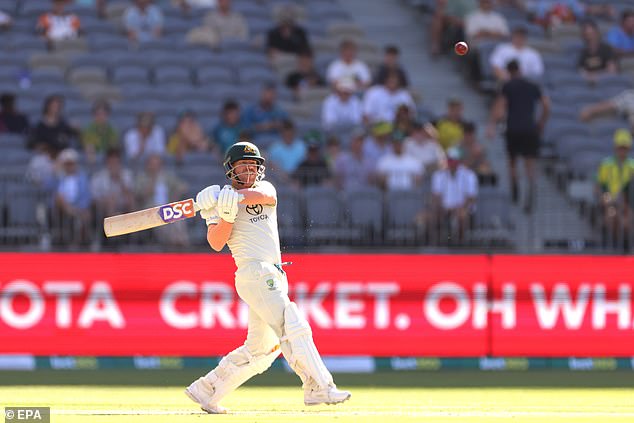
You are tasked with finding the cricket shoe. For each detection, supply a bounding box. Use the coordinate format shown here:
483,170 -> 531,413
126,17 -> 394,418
304,385 -> 351,406
185,377 -> 228,414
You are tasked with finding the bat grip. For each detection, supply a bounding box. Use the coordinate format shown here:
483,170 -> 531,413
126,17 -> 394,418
192,194 -> 245,213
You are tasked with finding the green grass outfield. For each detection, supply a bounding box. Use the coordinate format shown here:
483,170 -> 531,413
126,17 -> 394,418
1,371 -> 634,423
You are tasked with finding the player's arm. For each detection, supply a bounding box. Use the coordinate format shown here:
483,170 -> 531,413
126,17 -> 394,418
206,220 -> 233,252
236,183 -> 276,207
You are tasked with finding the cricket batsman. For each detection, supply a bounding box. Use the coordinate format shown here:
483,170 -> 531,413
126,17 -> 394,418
185,140 -> 351,413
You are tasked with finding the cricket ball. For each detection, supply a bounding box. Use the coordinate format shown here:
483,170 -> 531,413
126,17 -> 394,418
454,41 -> 469,56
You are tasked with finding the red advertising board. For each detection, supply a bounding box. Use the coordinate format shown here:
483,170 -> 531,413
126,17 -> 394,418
0,254 -> 633,356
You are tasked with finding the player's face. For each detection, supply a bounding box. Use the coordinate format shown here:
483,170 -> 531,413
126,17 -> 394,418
232,159 -> 258,188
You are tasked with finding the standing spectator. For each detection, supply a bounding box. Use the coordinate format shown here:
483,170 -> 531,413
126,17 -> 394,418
28,95 -> 79,156
363,71 -> 416,124
37,0 -> 81,46
243,84 -> 288,145
434,98 -> 467,150
0,9 -> 12,29
91,148 -> 134,219
461,122 -> 495,185
374,45 -> 409,88
189,0 -> 248,48
490,26 -> 544,81
326,39 -> 372,91
430,0 -> 477,56
487,60 -> 550,213
606,9 -> 634,57
333,129 -> 373,191
464,0 -> 510,46
431,147 -> 478,243
578,20 -> 617,80
404,122 -> 447,175
124,0 -> 163,43
266,6 -> 310,58
167,110 -> 210,162
0,93 -> 29,134
596,129 -> 634,250
376,138 -> 424,191
267,120 -> 307,177
285,50 -> 325,97
212,100 -> 245,153
123,112 -> 166,162
321,78 -> 363,136
363,121 -> 394,167
294,141 -> 331,187
81,100 -> 119,163
580,88 -> 634,129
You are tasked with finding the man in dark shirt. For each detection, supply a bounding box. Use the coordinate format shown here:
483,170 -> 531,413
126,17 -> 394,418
285,49 -> 325,96
487,60 -> 550,213
294,140 -> 331,187
0,93 -> 29,134
373,45 -> 409,88
577,20 -> 617,79
27,94 -> 79,156
266,7 -> 310,57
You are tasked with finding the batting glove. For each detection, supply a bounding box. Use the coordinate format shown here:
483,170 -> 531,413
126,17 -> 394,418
217,185 -> 240,224
196,185 -> 220,210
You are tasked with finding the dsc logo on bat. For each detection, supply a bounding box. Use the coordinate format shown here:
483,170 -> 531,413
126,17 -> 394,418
159,199 -> 195,223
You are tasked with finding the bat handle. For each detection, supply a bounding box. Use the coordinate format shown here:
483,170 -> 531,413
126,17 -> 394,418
192,194 -> 245,213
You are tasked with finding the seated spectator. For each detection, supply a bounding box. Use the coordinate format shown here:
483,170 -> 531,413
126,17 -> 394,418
81,100 -> 119,163
430,147 -> 478,243
75,0 -> 107,18
52,148 -> 92,246
434,98 -> 467,150
528,0 -> 613,29
363,71 -> 416,124
26,144 -> 56,190
490,26 -> 544,81
333,129 -> 373,191
0,93 -> 29,134
212,100 -> 245,153
123,112 -> 166,162
294,141 -> 331,187
404,121 -> 447,175
37,0 -> 81,46
167,110 -> 210,162
578,20 -> 617,80
363,121 -> 394,166
460,122 -> 495,185
325,135 -> 342,174
606,9 -> 634,58
285,50 -> 325,97
135,154 -> 189,246
326,39 -> 372,91
267,120 -> 307,178
596,129 -> 634,251
28,95 -> 79,156
91,148 -> 134,219
374,45 -> 409,87
321,78 -> 363,136
0,9 -> 12,30
580,88 -> 634,129
124,0 -> 163,43
464,0 -> 510,46
266,6 -> 310,58
393,104 -> 415,138
189,0 -> 248,48
243,84 -> 288,145
376,137 -> 424,191
430,0 -> 477,56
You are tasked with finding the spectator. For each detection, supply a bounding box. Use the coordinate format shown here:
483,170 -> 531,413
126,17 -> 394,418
52,148 -> 92,246
294,141 -> 331,187
123,112 -> 166,162
434,98 -> 467,150
580,88 -> 634,129
374,45 -> 409,88
333,129 -> 373,191
325,135 -> 342,174
189,0 -> 248,48
464,0 -> 510,46
578,20 -> 617,80
430,0 -> 477,56
393,104 -> 415,138
167,110 -> 210,162
606,9 -> 634,57
363,71 -> 416,124
403,121 -> 447,175
81,100 -> 119,163
75,0 -> 107,18
28,95 -> 79,156
0,93 -> 29,134
91,148 -> 134,219
487,60 -> 550,213
376,137 -> 424,191
596,129 -> 634,251
267,120 -> 307,177
26,144 -> 56,190
431,147 -> 478,243
285,50 -> 325,97
37,0 -> 81,46
266,6 -> 310,58
212,100 -> 245,153
490,26 -> 544,81
321,78 -> 363,136
0,9 -> 12,30
461,122 -> 496,185
124,0 -> 163,43
135,154 -> 189,246
326,39 -> 372,91
363,121 -> 394,167
528,0 -> 613,29
243,84 -> 288,145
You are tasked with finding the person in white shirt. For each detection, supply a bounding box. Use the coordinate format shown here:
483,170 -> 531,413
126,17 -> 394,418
363,71 -> 416,124
186,141 -> 351,414
464,0 -> 510,46
431,147 -> 478,243
123,112 -> 166,162
321,78 -> 363,134
376,137 -> 423,191
326,39 -> 371,91
403,121 -> 447,175
490,26 -> 544,81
